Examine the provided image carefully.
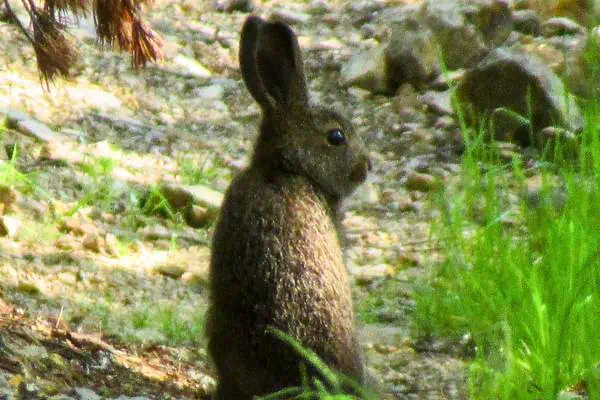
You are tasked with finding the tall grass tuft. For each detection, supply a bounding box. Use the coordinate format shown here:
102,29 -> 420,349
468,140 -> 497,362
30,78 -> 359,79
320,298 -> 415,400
414,48 -> 600,399
259,328 -> 376,400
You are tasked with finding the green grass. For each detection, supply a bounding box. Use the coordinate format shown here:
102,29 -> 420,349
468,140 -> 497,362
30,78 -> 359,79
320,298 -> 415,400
74,300 -> 205,346
0,135 -> 39,195
68,156 -> 119,215
260,328 -> 376,400
129,304 -> 205,346
358,279 -> 405,325
414,65 -> 600,400
179,154 -> 226,186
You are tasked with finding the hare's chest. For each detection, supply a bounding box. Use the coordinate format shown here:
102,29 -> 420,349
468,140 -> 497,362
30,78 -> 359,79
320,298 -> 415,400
272,196 -> 353,312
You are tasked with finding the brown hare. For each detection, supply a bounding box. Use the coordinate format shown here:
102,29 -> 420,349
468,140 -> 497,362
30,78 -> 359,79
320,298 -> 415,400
206,15 -> 371,399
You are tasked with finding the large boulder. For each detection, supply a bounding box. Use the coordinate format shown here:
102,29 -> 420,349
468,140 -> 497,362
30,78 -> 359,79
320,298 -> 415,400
456,47 -> 583,147
340,46 -> 388,94
419,0 -> 513,69
510,23 -> 596,99
341,11 -> 439,94
340,0 -> 513,94
384,15 -> 440,91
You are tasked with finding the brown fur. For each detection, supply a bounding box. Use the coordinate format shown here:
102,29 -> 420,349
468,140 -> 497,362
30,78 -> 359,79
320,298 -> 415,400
206,16 -> 370,399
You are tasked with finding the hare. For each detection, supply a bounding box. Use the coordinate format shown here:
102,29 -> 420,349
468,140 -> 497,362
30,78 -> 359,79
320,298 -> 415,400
206,15 -> 371,399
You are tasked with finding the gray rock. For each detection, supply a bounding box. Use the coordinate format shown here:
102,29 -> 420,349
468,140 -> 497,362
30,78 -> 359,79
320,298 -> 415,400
419,0 -> 512,69
340,46 -> 388,94
214,0 -> 255,12
546,34 -> 592,98
456,47 -> 582,146
406,171 -> 439,192
512,9 -> 542,36
15,119 -> 62,143
113,396 -> 152,400
0,185 -> 19,214
160,183 -> 223,211
71,387 -> 102,400
185,204 -> 211,228
419,90 -> 453,115
154,263 -> 187,279
430,69 -> 466,90
510,31 -> 592,98
270,8 -> 311,25
0,216 -> 21,238
420,0 -> 486,69
194,84 -> 225,100
0,108 -> 29,124
351,264 -> 395,285
17,382 -> 39,400
0,373 -> 8,387
384,16 -> 439,91
344,0 -> 511,94
173,55 -> 212,78
542,17 -> 585,37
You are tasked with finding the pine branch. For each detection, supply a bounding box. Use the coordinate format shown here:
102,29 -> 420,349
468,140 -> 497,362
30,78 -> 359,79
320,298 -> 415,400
5,0 -> 163,86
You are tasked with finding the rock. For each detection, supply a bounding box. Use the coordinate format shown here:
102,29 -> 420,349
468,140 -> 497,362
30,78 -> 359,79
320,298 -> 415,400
173,55 -> 212,78
557,391 -> 585,400
71,387 -> 102,400
270,8 -> 311,25
433,115 -> 456,130
419,0 -> 513,69
384,16 -> 439,91
113,397 -> 153,400
456,47 -> 582,147
512,32 -> 592,98
65,87 -> 122,111
466,0 -> 513,44
395,195 -> 420,212
17,197 -> 47,219
430,69 -> 466,90
15,119 -> 62,143
0,216 -> 21,237
495,141 -> 522,161
59,217 -> 100,236
340,46 -> 388,94
351,264 -> 396,285
194,84 -> 225,100
104,233 -> 120,256
0,108 -> 29,124
418,90 -> 453,115
181,271 -> 209,290
0,185 -> 19,215
406,171 -> 438,192
523,175 -> 566,210
17,282 -> 40,295
512,10 -> 542,36
214,0 -> 255,12
18,381 -> 39,400
185,205 -> 211,228
542,17 -> 585,37
348,0 -> 512,94
154,264 -> 186,279
160,183 -> 223,211
82,233 -> 104,253
351,183 -> 380,206
548,34 -> 592,99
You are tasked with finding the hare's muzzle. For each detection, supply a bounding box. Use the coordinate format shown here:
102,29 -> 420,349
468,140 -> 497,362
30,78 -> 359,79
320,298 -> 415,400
350,156 -> 371,184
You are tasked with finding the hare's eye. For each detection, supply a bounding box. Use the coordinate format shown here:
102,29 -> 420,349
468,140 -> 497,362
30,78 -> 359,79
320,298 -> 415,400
327,129 -> 346,146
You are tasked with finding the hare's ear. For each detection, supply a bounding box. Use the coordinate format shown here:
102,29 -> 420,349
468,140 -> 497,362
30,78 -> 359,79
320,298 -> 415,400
239,16 -> 309,111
